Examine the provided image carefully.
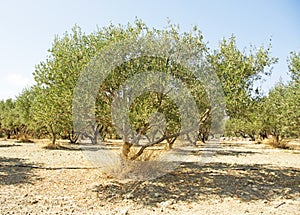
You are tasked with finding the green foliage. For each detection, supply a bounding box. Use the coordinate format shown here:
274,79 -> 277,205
88,22 -> 213,159
210,37 -> 278,118
14,87 -> 37,139
32,25 -> 101,143
0,19 -> 297,152
288,51 -> 300,84
96,55 -> 210,142
260,52 -> 300,143
225,98 -> 265,140
0,99 -> 18,138
225,50 -> 300,144
262,82 -> 300,141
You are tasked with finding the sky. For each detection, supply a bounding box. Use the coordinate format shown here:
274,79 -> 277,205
0,0 -> 299,100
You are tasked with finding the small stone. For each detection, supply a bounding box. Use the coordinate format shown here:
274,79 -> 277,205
143,180 -> 149,186
120,208 -> 129,215
160,201 -> 169,207
154,193 -> 161,198
30,200 -> 39,204
159,199 -> 175,208
268,190 -> 274,195
283,188 -> 291,194
90,183 -> 100,192
171,194 -> 179,199
244,195 -> 252,201
125,193 -> 134,199
148,187 -> 154,192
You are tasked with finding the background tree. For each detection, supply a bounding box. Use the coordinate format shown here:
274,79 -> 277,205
0,99 -> 18,139
287,51 -> 300,138
211,37 -> 278,140
210,37 -> 278,119
14,87 -> 38,140
262,51 -> 300,144
288,51 -> 300,84
225,98 -> 265,140
32,26 -> 100,144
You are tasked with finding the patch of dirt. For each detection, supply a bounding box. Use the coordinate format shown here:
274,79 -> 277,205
0,140 -> 299,214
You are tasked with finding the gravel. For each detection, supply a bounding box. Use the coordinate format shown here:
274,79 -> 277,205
0,139 -> 299,214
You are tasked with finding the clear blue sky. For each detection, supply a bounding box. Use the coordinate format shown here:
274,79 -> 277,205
0,0 -> 299,100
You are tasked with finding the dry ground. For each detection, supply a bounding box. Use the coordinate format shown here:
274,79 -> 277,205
0,139 -> 299,214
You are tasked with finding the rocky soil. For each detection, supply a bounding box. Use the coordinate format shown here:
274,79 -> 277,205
0,139 -> 299,214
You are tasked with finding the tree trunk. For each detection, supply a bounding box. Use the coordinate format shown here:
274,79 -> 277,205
122,141 -> 133,158
92,134 -> 98,145
68,130 -> 79,144
50,125 -> 56,145
86,123 -> 102,144
52,134 -> 56,145
249,134 -> 255,141
275,134 -> 280,144
259,131 -> 267,139
166,137 -> 176,149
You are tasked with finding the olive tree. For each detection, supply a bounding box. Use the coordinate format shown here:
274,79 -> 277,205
0,99 -> 18,139
211,37 -> 278,139
210,37 -> 278,119
288,51 -> 300,84
14,87 -> 37,139
72,21 -> 218,160
263,52 -> 300,142
32,26 -> 100,144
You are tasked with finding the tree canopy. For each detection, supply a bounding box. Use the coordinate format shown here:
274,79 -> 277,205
0,20 -> 298,153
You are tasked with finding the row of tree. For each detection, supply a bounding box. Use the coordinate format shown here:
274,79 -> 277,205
226,51 -> 300,142
0,20 -> 298,158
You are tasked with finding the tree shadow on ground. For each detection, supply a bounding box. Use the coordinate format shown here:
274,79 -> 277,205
0,144 -> 21,148
183,148 -> 260,157
214,150 -> 259,156
0,157 -> 40,185
43,143 -> 117,152
43,144 -> 81,151
96,162 -> 300,206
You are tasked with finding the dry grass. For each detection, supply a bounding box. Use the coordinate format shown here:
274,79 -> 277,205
43,143 -> 63,150
105,159 -> 171,181
100,146 -> 174,181
128,146 -> 165,161
264,138 -> 290,149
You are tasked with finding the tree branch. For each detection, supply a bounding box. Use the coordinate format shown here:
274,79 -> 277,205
129,108 -> 211,160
